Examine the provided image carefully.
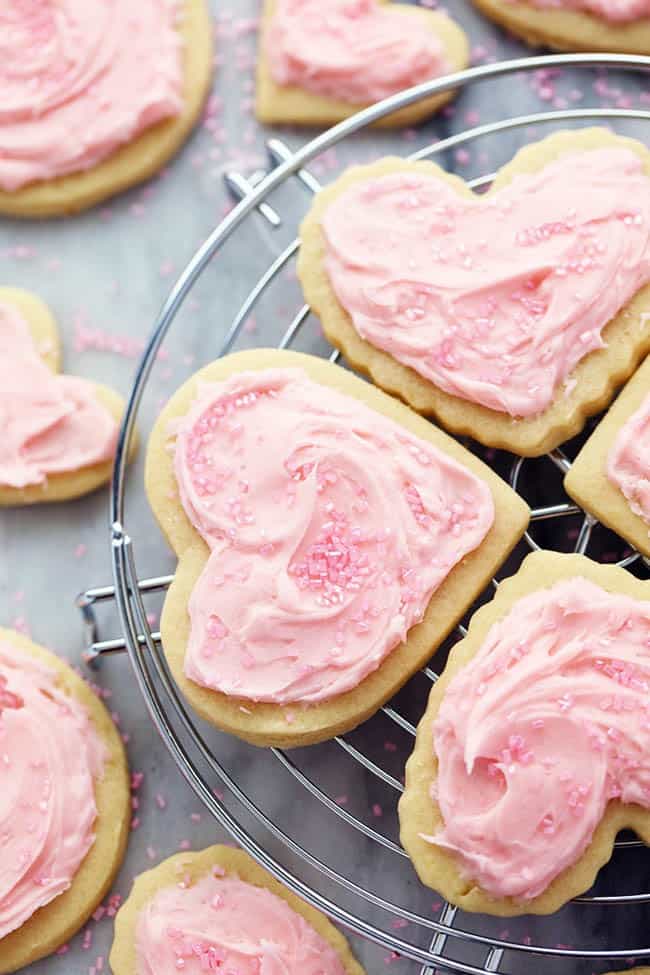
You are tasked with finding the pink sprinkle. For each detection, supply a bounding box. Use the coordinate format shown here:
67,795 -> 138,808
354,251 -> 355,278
74,543 -> 87,558
106,894 -> 122,918
372,803 -> 383,818
12,616 -> 29,635
155,793 -> 167,810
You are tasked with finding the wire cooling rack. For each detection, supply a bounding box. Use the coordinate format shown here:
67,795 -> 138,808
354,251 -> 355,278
78,55 -> 650,974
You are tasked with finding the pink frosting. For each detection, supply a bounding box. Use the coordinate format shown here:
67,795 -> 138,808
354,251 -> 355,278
0,0 -> 183,191
135,871 -> 346,975
607,391 -> 650,527
0,300 -> 118,488
0,639 -> 106,939
321,148 -> 650,418
266,0 -> 449,105
517,0 -> 650,23
172,368 -> 494,704
429,577 -> 650,900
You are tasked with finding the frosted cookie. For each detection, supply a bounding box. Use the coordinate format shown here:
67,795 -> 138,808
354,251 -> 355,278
110,845 -> 364,974
145,349 -> 528,747
0,627 -> 130,974
470,0 -> 650,55
0,288 -> 129,506
0,0 -> 212,218
399,551 -> 650,916
565,357 -> 650,558
256,0 -> 469,128
299,128 -> 650,457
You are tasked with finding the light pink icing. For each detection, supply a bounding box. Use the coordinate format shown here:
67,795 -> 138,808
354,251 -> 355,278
0,0 -> 183,191
0,640 -> 106,939
266,0 -> 449,106
0,301 -> 118,488
172,368 -> 494,704
607,390 -> 650,528
135,871 -> 346,975
516,0 -> 650,24
321,148 -> 650,419
428,577 -> 650,900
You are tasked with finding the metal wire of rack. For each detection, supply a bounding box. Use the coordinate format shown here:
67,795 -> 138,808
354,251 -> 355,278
78,55 -> 650,974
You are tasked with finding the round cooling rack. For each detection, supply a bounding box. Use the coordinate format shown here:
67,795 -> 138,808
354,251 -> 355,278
78,55 -> 650,974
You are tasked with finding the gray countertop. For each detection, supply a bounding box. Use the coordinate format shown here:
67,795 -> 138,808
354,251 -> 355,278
2,2 -> 649,973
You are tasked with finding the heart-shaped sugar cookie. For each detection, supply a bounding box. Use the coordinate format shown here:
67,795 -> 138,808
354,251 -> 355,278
145,349 -> 528,748
0,0 -> 212,218
0,287 -> 133,505
399,552 -> 650,915
256,0 -> 469,128
470,0 -> 650,55
299,128 -> 650,456
565,356 -> 650,558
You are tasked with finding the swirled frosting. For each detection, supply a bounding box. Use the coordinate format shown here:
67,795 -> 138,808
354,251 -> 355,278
607,391 -> 650,527
320,147 -> 650,418
0,301 -> 118,488
429,577 -> 650,900
0,0 -> 183,191
135,872 -> 346,974
266,0 -> 449,105
518,0 -> 650,24
0,639 -> 106,939
172,368 -> 494,704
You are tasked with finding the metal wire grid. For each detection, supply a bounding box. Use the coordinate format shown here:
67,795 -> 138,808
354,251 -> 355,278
78,56 -> 650,973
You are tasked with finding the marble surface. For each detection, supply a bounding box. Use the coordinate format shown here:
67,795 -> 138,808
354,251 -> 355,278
1,2 -> 649,973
